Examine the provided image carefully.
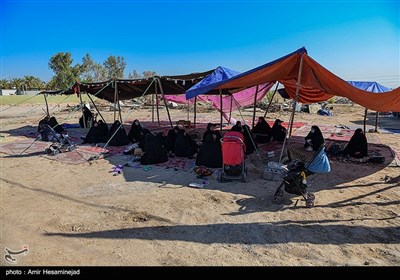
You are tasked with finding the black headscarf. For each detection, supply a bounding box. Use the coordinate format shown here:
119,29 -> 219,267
140,132 -> 168,165
271,119 -> 286,142
107,120 -> 130,146
174,129 -> 198,158
304,125 -> 324,151
343,128 -> 368,158
196,134 -> 222,168
84,121 -> 107,143
79,106 -> 93,128
48,117 -> 64,134
165,126 -> 180,153
203,123 -> 222,143
230,121 -> 243,133
127,119 -> 142,143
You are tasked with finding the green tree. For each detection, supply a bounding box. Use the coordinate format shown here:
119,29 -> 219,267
103,55 -> 126,79
80,53 -> 107,82
23,75 -> 45,90
48,52 -> 82,89
0,79 -> 10,89
10,78 -> 24,90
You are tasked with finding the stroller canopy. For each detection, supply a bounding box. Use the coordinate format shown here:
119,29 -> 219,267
305,147 -> 331,173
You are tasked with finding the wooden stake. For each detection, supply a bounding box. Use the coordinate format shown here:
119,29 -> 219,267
364,108 -> 368,134
375,111 -> 379,132
194,96 -> 197,129
263,82 -> 279,118
44,93 -> 49,117
113,81 -> 117,122
157,78 -> 173,129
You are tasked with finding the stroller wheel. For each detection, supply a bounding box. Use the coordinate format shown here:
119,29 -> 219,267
273,190 -> 284,204
305,192 -> 315,208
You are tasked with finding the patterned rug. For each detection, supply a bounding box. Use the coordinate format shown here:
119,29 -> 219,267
291,124 -> 382,144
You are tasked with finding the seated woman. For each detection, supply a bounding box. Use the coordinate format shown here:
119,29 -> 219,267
174,128 -> 198,158
79,106 -> 94,128
38,116 -> 52,141
97,120 -> 109,136
140,132 -> 168,165
107,120 -> 130,146
138,128 -> 151,150
202,123 -> 222,143
230,121 -> 242,133
304,125 -> 324,151
38,115 -> 50,133
271,119 -> 286,142
343,128 -> 368,158
127,119 -> 142,143
196,134 -> 222,168
242,125 -> 257,155
165,126 -> 180,155
83,121 -> 108,144
48,116 -> 65,134
252,117 -> 271,143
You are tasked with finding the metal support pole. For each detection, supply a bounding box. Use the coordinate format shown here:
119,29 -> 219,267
251,85 -> 259,129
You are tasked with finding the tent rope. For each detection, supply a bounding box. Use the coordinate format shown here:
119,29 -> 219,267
0,93 -> 41,113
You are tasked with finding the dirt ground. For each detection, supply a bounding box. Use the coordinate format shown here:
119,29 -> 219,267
1,101 -> 399,266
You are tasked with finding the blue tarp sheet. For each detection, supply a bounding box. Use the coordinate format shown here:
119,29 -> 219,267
185,66 -> 240,99
347,81 -> 390,93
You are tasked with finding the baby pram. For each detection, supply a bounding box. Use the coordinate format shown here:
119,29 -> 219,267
273,146 -> 331,208
218,131 -> 247,182
40,124 -> 75,155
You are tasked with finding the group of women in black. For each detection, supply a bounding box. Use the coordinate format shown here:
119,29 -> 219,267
304,125 -> 368,158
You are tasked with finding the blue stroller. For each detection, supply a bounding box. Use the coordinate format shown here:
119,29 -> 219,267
273,146 -> 331,208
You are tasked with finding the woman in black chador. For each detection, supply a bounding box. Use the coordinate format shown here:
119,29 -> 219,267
304,125 -> 324,151
230,121 -> 242,133
165,126 -> 180,155
107,120 -> 130,146
271,119 -> 286,142
97,120 -> 109,136
252,117 -> 271,143
127,119 -> 142,143
83,121 -> 108,144
242,125 -> 256,155
202,123 -> 222,143
196,134 -> 222,168
174,129 -> 198,158
79,106 -> 93,128
343,128 -> 368,158
140,132 -> 168,165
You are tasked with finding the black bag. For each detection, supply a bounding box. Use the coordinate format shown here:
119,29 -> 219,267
368,156 -> 385,164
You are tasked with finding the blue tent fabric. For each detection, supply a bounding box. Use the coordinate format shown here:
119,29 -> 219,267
185,66 -> 240,99
347,81 -> 390,93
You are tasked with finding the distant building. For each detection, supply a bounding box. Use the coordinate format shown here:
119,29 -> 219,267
0,89 -> 41,95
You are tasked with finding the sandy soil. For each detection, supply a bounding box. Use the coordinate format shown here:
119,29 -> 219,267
1,101 -> 399,266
